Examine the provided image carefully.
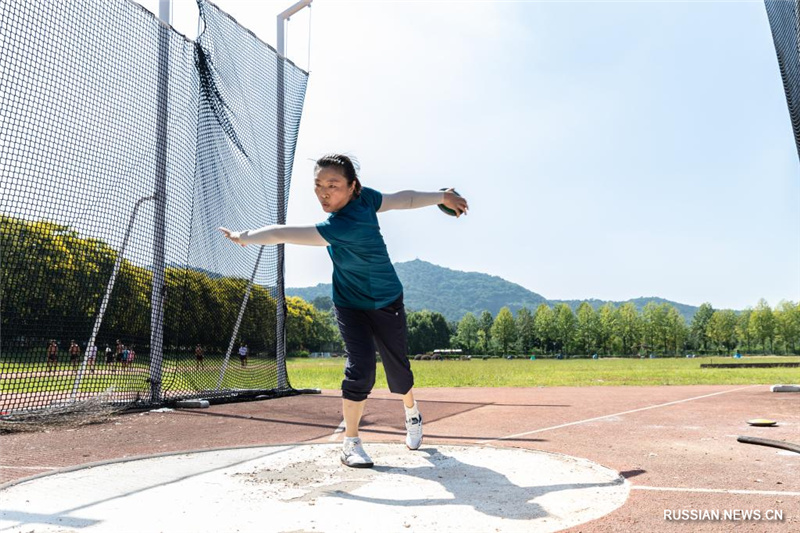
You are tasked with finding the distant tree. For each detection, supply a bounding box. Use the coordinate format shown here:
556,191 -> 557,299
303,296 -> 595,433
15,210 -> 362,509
491,307 -> 517,355
516,307 -> 536,354
206,276 -> 277,352
431,312 -> 452,349
749,299 -> 776,354
706,310 -> 737,354
775,301 -> 800,354
286,297 -> 316,351
736,309 -> 753,352
615,302 -> 641,356
309,310 -> 342,352
311,295 -> 334,313
575,302 -> 599,355
642,302 -> 670,354
479,311 -> 494,347
597,303 -> 617,355
447,319 -> 459,338
476,330 -> 488,355
285,296 -> 341,352
552,304 -> 576,354
454,312 -> 479,354
690,303 -> 714,353
240,284 -> 278,351
407,310 -> 450,355
666,305 -> 688,355
533,304 -> 555,354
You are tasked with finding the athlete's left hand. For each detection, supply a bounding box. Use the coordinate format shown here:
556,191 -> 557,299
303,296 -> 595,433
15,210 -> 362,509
219,227 -> 247,246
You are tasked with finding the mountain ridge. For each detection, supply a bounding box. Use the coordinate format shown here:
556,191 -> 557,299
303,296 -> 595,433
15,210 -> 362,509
286,259 -> 701,322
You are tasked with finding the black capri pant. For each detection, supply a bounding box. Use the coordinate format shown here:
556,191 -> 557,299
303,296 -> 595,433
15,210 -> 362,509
335,295 -> 414,402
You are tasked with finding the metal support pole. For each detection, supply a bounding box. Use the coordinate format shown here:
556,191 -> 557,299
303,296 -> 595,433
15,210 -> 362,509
275,58 -> 288,389
149,0 -> 172,403
275,0 -> 311,390
159,0 -> 172,28
277,0 -> 312,57
71,195 -> 155,400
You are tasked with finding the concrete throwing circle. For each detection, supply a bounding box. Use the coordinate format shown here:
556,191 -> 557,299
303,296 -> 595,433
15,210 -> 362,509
0,444 -> 629,533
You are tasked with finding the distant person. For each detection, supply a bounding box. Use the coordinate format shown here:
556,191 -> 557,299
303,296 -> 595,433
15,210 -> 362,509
121,345 -> 130,369
195,344 -> 204,370
46,340 -> 58,372
127,345 -> 136,366
238,343 -> 248,367
114,339 -> 123,372
86,343 -> 97,373
105,344 -> 114,367
69,340 -> 81,370
220,153 -> 468,468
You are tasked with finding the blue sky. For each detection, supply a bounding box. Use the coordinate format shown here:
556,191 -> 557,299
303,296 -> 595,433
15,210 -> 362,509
142,0 -> 799,311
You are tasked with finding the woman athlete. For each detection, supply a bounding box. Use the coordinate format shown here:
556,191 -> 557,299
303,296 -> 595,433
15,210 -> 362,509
220,154 -> 468,468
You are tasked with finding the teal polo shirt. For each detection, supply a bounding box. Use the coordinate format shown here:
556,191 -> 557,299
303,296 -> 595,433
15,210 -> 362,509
315,187 -> 403,310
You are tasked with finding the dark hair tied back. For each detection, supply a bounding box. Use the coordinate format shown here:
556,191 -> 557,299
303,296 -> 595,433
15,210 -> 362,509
315,154 -> 362,197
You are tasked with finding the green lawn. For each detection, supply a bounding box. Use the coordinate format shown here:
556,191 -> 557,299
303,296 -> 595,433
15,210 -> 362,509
286,356 -> 800,389
3,355 -> 797,395
0,357 -> 279,395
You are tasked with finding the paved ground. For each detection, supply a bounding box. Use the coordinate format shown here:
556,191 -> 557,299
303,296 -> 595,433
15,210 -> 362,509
1,385 -> 798,532
0,444 -> 630,532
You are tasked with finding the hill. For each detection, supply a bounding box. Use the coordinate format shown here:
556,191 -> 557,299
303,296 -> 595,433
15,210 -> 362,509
287,259 -> 700,323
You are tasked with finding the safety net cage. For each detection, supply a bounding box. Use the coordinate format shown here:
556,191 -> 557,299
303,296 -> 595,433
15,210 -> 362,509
765,0 -> 800,160
0,0 -> 308,418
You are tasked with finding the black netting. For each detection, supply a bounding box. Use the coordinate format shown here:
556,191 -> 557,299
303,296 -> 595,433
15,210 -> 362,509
0,0 -> 308,415
765,0 -> 800,160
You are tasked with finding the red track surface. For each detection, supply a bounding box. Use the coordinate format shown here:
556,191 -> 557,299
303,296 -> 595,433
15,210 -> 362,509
1,385 -> 798,532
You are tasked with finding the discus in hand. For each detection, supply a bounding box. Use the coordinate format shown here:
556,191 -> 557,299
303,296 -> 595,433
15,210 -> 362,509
438,188 -> 464,217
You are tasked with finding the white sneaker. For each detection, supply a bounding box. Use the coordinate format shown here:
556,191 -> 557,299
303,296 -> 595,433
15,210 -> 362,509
341,437 -> 374,468
405,413 -> 423,450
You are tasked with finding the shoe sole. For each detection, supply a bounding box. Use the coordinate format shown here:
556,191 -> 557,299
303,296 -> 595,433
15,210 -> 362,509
406,435 -> 423,450
341,457 -> 374,468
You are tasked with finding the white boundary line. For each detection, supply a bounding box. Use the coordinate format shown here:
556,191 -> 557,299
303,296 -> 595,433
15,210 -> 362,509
478,385 -> 762,444
0,465 -> 59,470
328,418 -> 346,441
632,485 -> 800,497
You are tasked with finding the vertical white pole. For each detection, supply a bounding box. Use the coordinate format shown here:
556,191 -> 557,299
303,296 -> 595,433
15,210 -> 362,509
277,15 -> 285,57
149,0 -> 172,403
275,44 -> 288,389
277,0 -> 312,57
159,0 -> 172,26
275,1 -> 311,390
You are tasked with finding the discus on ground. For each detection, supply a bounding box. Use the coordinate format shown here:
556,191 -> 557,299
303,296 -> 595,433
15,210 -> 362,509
746,418 -> 777,427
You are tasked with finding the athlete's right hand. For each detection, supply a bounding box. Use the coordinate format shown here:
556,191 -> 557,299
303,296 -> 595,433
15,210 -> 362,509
219,227 -> 246,247
442,189 -> 469,217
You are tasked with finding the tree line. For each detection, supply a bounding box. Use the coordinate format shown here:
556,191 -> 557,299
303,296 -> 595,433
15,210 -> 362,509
0,215 -> 338,356
306,296 -> 800,357
3,215 -> 798,358
446,300 -> 799,356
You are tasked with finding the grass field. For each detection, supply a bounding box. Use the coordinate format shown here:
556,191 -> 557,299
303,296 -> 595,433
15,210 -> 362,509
0,359 -> 279,395
2,356 -> 798,396
286,356 -> 800,389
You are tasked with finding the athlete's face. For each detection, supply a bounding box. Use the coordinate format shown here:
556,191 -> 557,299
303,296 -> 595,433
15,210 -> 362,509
314,168 -> 355,213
